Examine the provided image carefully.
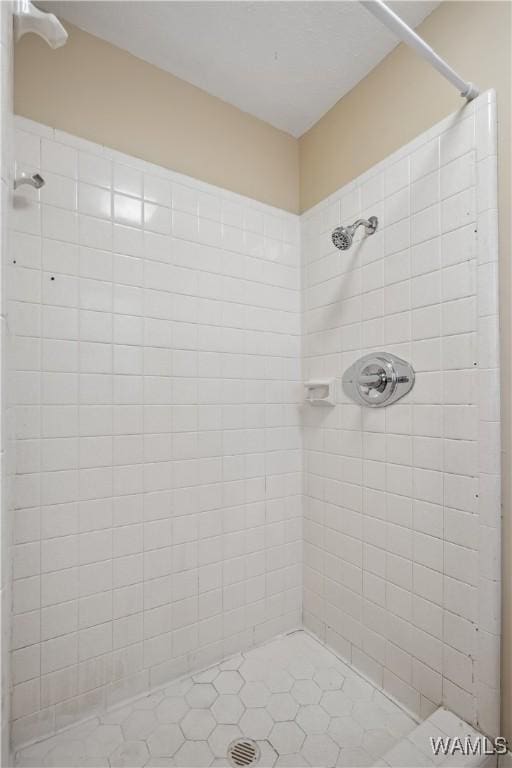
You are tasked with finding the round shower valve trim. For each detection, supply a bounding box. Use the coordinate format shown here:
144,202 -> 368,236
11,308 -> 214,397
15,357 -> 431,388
342,352 -> 415,407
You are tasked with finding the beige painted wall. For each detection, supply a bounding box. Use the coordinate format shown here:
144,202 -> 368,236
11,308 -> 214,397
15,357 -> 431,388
12,0 -> 512,739
14,22 -> 299,213
299,1 -> 510,214
299,0 -> 512,739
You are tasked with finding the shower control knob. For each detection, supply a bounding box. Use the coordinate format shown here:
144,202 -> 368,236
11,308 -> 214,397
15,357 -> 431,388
343,352 -> 414,407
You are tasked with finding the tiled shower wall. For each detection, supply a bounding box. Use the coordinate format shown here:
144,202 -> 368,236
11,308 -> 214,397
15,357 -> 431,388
301,92 -> 500,735
7,92 -> 500,748
9,117 -> 302,746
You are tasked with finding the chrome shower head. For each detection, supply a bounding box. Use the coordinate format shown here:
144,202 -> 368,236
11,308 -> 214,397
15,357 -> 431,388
332,225 -> 354,251
332,216 -> 378,251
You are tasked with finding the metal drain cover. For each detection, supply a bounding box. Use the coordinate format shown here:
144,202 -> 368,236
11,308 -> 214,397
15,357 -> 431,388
227,738 -> 260,767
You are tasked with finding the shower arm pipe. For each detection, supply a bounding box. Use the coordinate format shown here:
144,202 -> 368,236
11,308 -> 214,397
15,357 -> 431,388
360,0 -> 479,100
350,218 -> 375,234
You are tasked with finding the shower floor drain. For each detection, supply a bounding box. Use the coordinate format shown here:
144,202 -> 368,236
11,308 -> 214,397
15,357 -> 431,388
227,738 -> 261,766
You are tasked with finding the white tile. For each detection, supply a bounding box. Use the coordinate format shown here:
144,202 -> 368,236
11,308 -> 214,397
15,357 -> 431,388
144,202 -> 171,235
79,152 -> 112,189
78,183 -> 111,219
42,206 -> 78,243
114,164 -> 142,198
440,116 -> 474,165
145,174 -> 172,207
114,194 -> 142,227
411,172 -> 439,215
441,152 -> 475,200
41,139 -> 78,178
441,188 -> 476,234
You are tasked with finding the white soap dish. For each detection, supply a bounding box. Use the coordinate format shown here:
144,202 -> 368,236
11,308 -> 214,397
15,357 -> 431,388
304,379 -> 335,406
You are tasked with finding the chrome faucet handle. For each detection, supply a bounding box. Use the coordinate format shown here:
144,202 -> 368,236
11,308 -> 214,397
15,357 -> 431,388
358,371 -> 387,390
343,352 -> 415,407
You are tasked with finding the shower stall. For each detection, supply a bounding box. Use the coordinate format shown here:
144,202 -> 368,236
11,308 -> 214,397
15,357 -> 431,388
301,92 -> 501,736
0,2 -> 503,766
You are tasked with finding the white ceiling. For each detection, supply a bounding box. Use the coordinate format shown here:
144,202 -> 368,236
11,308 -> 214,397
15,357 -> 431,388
39,1 -> 440,137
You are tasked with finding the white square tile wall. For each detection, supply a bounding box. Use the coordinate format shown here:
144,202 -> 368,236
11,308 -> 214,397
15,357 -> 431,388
8,91 -> 500,750
301,92 -> 500,737
9,117 -> 302,747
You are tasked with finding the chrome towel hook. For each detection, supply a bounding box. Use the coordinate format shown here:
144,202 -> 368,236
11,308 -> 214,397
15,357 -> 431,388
14,172 -> 45,190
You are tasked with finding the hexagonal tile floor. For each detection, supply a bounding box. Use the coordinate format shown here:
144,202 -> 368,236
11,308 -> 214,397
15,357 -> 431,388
14,631 -> 418,767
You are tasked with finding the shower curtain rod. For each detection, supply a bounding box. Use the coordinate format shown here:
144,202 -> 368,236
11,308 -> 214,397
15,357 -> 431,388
361,0 -> 479,101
